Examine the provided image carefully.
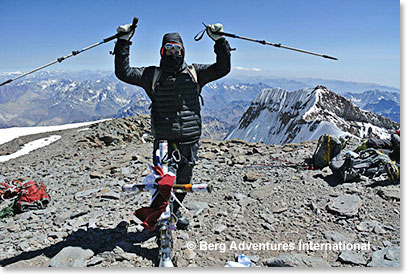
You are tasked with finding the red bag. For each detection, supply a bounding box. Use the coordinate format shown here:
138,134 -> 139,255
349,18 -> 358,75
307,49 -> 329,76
15,181 -> 51,213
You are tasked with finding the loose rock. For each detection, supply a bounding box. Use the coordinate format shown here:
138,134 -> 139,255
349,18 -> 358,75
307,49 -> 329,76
324,231 -> 354,243
338,251 -> 367,265
89,171 -> 105,179
367,246 -> 400,267
49,246 -> 94,267
327,194 -> 361,217
264,253 -> 331,267
243,171 -> 261,182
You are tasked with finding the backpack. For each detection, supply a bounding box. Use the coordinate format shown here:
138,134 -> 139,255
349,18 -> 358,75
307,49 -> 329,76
313,134 -> 346,169
14,181 -> 51,213
151,65 -> 204,105
331,148 -> 400,182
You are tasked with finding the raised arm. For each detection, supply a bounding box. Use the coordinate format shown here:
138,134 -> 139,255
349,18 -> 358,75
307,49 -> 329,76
113,23 -> 154,98
193,23 -> 232,87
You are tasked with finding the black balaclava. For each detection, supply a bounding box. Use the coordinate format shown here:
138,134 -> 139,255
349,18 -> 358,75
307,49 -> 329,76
160,32 -> 185,73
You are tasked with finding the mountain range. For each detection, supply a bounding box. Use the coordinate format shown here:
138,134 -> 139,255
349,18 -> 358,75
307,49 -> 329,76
343,90 -> 400,123
0,71 -> 147,128
0,71 -> 400,142
225,73 -> 400,94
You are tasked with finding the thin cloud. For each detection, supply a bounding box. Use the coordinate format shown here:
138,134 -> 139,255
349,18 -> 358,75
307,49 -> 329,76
234,66 -> 261,72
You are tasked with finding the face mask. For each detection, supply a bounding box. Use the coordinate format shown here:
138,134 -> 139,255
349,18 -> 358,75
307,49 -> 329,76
161,51 -> 184,72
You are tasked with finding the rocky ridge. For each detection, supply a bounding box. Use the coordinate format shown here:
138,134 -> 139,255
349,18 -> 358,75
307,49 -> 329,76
0,116 -> 400,267
228,86 -> 399,145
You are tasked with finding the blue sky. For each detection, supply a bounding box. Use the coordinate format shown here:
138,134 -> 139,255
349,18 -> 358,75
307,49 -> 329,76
0,0 -> 400,87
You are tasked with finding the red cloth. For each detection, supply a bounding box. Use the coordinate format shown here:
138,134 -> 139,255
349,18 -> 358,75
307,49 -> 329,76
134,166 -> 175,231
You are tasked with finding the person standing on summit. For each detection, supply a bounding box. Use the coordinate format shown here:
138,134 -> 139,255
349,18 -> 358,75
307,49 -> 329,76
114,21 -> 231,229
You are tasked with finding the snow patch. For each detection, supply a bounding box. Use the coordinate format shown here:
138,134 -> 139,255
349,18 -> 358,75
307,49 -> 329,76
0,135 -> 61,162
0,119 -> 109,146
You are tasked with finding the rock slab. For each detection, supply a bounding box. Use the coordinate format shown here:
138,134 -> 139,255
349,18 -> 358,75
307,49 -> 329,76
49,246 -> 94,267
264,253 -> 331,267
367,246 -> 400,267
327,194 -> 361,217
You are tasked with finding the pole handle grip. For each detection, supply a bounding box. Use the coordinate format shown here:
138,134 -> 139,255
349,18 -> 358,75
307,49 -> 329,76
0,79 -> 12,86
103,17 -> 139,43
131,17 -> 139,30
322,55 -> 338,60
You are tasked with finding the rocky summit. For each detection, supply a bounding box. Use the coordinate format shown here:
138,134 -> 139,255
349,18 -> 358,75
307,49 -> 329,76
0,116 -> 400,267
228,86 -> 399,145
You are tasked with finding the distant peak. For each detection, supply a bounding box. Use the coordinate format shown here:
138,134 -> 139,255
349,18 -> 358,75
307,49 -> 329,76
313,85 -> 329,92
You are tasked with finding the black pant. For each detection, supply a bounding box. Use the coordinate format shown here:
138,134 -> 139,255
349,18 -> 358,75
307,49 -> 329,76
153,139 -> 200,213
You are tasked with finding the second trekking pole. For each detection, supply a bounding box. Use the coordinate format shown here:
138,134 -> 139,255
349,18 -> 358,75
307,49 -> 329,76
195,23 -> 338,60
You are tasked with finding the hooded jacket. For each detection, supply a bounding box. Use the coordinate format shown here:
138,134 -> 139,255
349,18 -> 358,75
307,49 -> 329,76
114,32 -> 231,143
159,33 -> 185,73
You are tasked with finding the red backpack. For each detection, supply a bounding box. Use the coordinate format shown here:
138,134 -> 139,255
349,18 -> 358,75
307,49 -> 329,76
14,181 -> 51,213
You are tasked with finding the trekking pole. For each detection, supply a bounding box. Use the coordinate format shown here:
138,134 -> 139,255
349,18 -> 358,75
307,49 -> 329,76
0,17 -> 139,87
194,23 -> 338,60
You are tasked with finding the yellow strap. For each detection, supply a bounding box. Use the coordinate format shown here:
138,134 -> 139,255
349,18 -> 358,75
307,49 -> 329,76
323,135 -> 331,163
391,161 -> 400,178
